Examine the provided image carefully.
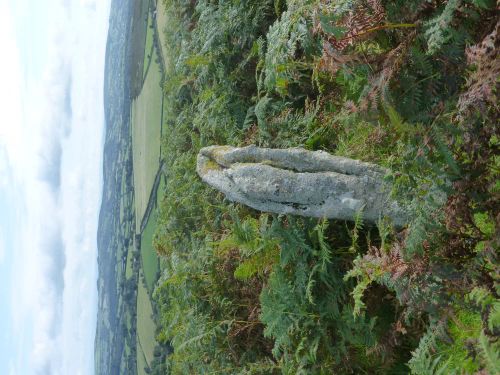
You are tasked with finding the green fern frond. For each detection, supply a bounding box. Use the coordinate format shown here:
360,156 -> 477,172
408,320 -> 447,375
349,207 -> 365,253
431,127 -> 461,178
263,3 -> 316,97
313,219 -> 332,271
351,277 -> 371,317
424,0 -> 462,55
376,217 -> 393,252
478,330 -> 500,374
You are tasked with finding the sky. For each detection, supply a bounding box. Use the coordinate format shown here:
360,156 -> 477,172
0,0 -> 111,374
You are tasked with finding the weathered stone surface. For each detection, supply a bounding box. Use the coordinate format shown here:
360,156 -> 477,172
197,145 -> 408,226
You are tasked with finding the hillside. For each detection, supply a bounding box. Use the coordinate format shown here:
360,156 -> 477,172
151,0 -> 499,373
96,0 -> 499,374
96,0 -> 168,374
95,0 -> 136,373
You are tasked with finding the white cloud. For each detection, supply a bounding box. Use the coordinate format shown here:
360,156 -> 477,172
0,3 -> 24,187
0,146 -> 11,190
3,0 -> 112,374
0,229 -> 5,265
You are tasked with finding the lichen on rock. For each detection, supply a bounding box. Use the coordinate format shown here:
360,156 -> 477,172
197,145 -> 408,226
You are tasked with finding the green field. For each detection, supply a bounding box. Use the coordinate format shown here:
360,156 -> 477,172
140,210 -> 159,292
142,8 -> 155,79
137,353 -> 147,375
136,277 -> 157,374
129,0 -> 150,98
97,0 -> 166,373
131,48 -> 163,232
155,0 -> 168,69
157,175 -> 165,207
155,0 -> 167,160
131,4 -> 165,374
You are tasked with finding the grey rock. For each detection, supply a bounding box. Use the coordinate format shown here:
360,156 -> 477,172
197,145 -> 408,226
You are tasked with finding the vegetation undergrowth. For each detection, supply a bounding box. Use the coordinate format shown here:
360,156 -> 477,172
150,0 -> 499,373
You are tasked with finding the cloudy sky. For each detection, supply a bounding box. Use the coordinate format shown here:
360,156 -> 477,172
0,0 -> 111,373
